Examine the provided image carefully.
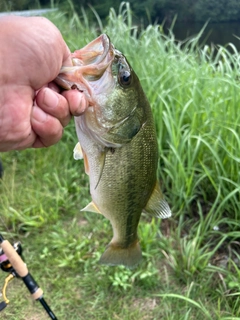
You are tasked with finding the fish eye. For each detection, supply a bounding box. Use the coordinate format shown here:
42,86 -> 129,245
119,70 -> 132,87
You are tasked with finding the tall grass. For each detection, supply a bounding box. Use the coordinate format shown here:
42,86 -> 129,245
1,3 -> 240,319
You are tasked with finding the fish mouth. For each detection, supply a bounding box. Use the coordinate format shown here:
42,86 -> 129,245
55,34 -> 114,95
55,34 -> 129,149
72,34 -> 113,67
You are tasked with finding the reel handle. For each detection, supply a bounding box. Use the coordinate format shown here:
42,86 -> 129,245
0,240 -> 27,277
0,234 -> 58,319
0,237 -> 43,300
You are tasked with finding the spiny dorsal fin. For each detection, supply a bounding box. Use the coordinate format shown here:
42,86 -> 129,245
143,181 -> 172,219
81,201 -> 102,214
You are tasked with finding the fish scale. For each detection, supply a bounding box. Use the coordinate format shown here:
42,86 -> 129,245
55,34 -> 171,268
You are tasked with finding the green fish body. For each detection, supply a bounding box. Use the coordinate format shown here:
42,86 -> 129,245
56,34 -> 171,268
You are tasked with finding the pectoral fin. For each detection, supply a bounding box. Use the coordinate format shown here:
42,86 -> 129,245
73,142 -> 83,160
143,182 -> 172,219
73,142 -> 90,175
81,201 -> 102,214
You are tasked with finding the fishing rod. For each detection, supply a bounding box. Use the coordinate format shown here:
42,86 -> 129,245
0,233 -> 58,319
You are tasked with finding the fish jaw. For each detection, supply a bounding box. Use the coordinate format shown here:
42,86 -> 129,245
55,34 -> 114,104
72,34 -> 111,66
56,34 -> 146,149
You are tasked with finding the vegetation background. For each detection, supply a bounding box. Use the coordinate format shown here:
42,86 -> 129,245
2,0 -> 240,23
1,1 -> 240,320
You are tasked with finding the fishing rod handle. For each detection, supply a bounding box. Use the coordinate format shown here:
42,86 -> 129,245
0,240 -> 28,277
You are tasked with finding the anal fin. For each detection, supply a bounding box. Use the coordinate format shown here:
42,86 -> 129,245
143,181 -> 172,219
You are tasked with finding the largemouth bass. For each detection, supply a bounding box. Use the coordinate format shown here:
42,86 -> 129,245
55,34 -> 171,268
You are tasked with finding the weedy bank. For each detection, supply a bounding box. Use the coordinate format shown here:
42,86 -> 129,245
0,3 -> 240,319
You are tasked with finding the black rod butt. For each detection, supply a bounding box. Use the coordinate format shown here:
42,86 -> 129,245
38,297 -> 58,320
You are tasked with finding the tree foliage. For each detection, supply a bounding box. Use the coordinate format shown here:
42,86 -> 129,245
194,0 -> 240,22
1,0 -> 240,23
0,0 -> 40,12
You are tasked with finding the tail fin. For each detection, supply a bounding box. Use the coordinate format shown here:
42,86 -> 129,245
99,241 -> 142,268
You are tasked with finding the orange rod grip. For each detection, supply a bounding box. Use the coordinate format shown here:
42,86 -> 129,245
0,240 -> 28,277
32,288 -> 43,300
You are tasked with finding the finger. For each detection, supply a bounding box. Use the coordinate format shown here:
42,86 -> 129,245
48,82 -> 61,93
0,86 -> 36,151
62,89 -> 88,116
62,48 -> 73,67
36,87 -> 71,127
31,105 -> 63,148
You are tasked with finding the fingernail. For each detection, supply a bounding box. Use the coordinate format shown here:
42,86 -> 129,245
43,88 -> 59,109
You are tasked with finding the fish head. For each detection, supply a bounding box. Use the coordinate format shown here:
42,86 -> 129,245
55,34 -> 147,148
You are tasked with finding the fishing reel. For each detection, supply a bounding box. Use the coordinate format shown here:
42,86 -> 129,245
0,234 -> 58,319
0,241 -> 22,274
0,240 -> 22,311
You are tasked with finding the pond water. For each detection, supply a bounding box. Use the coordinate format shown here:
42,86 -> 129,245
168,21 -> 240,51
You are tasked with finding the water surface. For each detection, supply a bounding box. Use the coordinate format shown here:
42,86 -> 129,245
169,21 -> 240,51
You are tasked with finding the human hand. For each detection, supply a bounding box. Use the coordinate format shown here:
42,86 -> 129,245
0,16 -> 88,151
